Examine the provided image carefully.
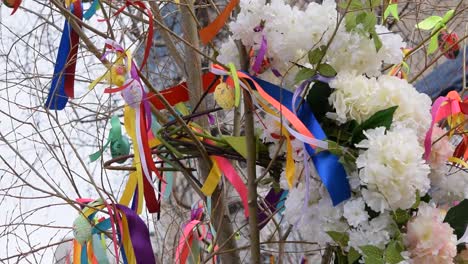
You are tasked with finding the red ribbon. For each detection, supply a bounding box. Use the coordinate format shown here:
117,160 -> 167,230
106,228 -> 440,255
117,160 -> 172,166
98,1 -> 153,70
147,72 -> 220,109
63,0 -> 83,98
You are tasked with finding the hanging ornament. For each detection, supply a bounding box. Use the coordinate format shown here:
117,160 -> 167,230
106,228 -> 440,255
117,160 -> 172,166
438,29 -> 460,59
45,0 -> 82,110
97,39 -> 161,214
71,199 -> 156,264
3,0 -> 21,15
213,80 -> 235,110
89,115 -> 130,163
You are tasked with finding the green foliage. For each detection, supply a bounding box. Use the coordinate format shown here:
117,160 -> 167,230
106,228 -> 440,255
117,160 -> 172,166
308,45 -> 326,65
306,81 -> 333,122
344,9 -> 382,52
295,67 -> 315,83
384,241 -> 405,264
317,63 -> 337,77
360,245 -> 384,264
348,247 -> 361,264
384,4 -> 399,20
327,231 -> 349,248
444,199 -> 468,239
350,106 -> 398,145
416,16 -> 443,30
392,209 -> 411,226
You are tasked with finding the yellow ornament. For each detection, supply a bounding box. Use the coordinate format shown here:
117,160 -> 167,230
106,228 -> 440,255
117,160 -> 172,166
214,82 -> 235,110
107,64 -> 127,86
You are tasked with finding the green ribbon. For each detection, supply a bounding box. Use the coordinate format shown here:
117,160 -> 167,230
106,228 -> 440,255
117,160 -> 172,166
90,115 -> 130,163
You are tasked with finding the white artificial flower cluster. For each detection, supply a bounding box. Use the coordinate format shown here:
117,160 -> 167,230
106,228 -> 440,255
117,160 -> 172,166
356,127 -> 431,212
328,72 -> 432,136
284,183 -> 349,247
218,0 -> 405,86
217,0 -> 468,262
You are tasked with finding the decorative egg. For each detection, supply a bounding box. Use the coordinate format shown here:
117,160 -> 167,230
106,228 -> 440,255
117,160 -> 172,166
72,215 -> 93,244
214,82 -> 235,110
3,0 -> 16,8
438,30 -> 460,60
121,79 -> 143,108
107,64 -> 127,87
110,136 -> 130,162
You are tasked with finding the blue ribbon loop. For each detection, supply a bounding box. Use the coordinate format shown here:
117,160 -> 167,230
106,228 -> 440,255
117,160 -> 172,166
83,0 -> 99,20
249,76 -> 351,205
45,18 -> 71,110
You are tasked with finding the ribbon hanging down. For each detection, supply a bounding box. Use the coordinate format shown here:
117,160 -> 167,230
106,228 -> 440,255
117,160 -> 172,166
199,0 -> 239,45
45,0 -> 82,110
210,64 -> 351,205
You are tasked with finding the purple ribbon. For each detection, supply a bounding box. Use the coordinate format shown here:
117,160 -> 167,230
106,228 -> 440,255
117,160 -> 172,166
252,35 -> 267,74
257,188 -> 287,229
116,204 -> 156,264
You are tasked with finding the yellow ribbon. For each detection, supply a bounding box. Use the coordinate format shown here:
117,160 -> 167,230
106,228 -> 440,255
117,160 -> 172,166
200,157 -> 222,196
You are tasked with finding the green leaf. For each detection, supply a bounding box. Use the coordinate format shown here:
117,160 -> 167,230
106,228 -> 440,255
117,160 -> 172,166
345,13 -> 358,32
356,12 -> 377,32
371,30 -> 383,52
441,9 -> 455,24
392,209 -> 411,225
364,256 -> 385,264
384,241 -> 404,264
360,245 -> 384,264
317,63 -> 337,77
295,68 -> 315,83
223,136 -> 248,159
308,46 -> 326,65
326,231 -> 349,248
384,4 -> 399,20
351,106 -> 398,145
428,33 -> 439,54
338,0 -> 363,11
360,245 -> 384,258
416,16 -> 442,30
444,199 -> 468,239
348,247 -> 361,264
306,81 -> 332,122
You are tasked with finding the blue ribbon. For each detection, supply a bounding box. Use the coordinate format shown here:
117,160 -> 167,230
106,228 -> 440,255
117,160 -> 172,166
83,0 -> 99,20
249,76 -> 351,205
45,18 -> 71,110
45,3 -> 82,110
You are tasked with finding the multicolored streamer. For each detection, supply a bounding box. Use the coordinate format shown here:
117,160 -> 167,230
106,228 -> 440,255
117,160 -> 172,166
210,64 -> 351,205
45,0 -> 82,110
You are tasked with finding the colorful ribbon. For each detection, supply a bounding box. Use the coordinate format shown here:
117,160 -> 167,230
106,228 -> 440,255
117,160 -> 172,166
45,0 -> 82,110
83,0 -> 100,20
199,0 -> 239,45
211,64 -> 350,205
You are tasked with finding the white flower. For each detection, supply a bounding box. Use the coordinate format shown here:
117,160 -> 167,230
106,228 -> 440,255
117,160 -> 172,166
430,165 -> 468,204
284,184 -> 349,246
327,29 -> 382,77
356,127 -> 431,212
375,25 -> 406,65
376,75 -> 432,136
343,197 -> 369,227
328,73 -> 432,137
328,71 -> 380,124
348,213 -> 394,251
216,37 -> 240,69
